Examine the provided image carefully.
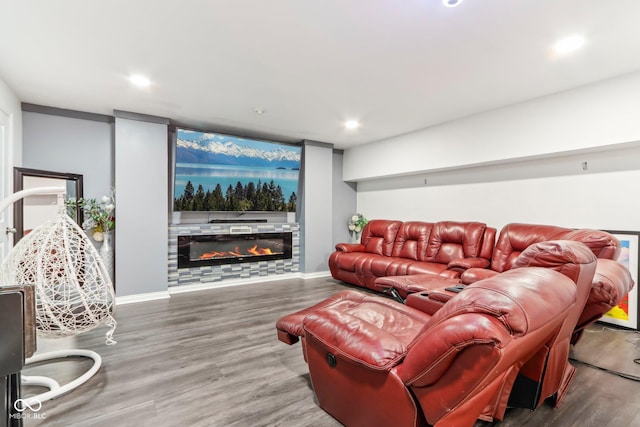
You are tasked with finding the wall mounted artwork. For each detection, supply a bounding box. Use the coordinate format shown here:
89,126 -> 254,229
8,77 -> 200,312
600,231 -> 639,330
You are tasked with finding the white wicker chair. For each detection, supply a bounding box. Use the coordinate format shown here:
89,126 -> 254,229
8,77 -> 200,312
0,188 -> 116,403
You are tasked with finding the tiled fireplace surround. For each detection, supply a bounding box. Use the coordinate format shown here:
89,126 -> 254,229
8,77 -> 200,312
168,222 -> 300,288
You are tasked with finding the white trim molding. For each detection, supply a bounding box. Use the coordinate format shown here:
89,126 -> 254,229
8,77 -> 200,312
116,271 -> 334,303
299,270 -> 332,280
168,272 -> 304,295
115,291 -> 171,306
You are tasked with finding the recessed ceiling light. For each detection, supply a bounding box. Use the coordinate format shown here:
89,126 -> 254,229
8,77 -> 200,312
344,120 -> 360,130
552,35 -> 586,55
128,74 -> 151,88
254,108 -> 266,115
443,0 -> 463,7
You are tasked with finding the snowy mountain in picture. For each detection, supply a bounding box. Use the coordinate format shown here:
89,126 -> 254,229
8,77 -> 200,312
176,129 -> 300,169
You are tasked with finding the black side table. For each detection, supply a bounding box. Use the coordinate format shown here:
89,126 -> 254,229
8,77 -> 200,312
1,289 -> 26,427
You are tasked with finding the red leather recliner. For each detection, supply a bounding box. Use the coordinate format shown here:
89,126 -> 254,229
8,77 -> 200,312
278,241 -> 594,427
487,240 -> 597,418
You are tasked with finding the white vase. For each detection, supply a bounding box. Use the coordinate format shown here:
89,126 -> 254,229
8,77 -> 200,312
99,231 -> 114,283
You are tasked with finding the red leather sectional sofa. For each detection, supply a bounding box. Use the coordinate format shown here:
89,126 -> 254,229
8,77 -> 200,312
330,220 -> 619,292
330,220 -> 625,342
276,220 -> 635,426
278,241 -> 627,426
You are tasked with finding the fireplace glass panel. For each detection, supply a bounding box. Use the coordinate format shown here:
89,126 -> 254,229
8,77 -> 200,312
178,232 -> 292,268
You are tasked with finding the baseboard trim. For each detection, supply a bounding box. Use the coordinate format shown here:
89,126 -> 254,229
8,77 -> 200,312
168,272 -> 304,295
116,291 -> 171,306
300,270 -> 332,279
117,271 -> 334,302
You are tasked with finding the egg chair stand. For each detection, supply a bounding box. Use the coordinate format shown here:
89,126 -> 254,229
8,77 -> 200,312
0,188 -> 117,404
21,349 -> 102,402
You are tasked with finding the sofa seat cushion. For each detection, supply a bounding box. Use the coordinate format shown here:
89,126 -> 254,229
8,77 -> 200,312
359,257 -> 458,285
276,290 -> 431,346
276,290 -> 373,344
364,256 -> 416,277
303,301 -> 430,370
406,261 -> 456,277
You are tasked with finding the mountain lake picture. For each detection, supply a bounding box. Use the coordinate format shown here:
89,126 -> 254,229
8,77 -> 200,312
173,129 -> 301,212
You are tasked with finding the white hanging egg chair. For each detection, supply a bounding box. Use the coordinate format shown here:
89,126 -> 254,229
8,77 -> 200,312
0,188 -> 116,403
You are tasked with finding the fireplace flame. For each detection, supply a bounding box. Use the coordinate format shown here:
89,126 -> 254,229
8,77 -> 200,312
248,244 -> 274,256
199,244 -> 276,260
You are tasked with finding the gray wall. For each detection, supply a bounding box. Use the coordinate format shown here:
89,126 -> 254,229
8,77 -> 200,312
299,141 -> 334,274
332,150 -> 356,246
114,114 -> 168,297
22,111 -> 113,199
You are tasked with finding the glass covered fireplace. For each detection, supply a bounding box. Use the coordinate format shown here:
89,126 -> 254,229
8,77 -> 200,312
177,232 -> 293,268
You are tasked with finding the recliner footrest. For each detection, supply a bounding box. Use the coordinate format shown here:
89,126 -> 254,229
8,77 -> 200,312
276,290 -> 373,344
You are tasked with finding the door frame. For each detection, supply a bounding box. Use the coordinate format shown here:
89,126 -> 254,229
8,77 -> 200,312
0,109 -> 11,260
12,167 -> 84,243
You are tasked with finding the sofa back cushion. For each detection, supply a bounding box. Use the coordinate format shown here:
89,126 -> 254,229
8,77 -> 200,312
512,240 -> 597,289
478,226 -> 497,260
563,229 -> 620,260
361,220 -> 402,256
391,221 -> 434,261
490,223 -> 570,272
424,221 -> 487,263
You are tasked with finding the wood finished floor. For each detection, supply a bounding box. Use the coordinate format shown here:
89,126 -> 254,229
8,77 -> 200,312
21,277 -> 640,427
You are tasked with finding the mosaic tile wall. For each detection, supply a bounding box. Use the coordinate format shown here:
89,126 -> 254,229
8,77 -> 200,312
168,223 -> 300,287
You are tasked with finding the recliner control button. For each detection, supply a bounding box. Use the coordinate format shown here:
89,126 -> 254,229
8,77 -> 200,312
327,352 -> 337,368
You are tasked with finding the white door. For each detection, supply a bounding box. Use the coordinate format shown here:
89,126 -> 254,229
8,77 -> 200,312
0,109 -> 12,262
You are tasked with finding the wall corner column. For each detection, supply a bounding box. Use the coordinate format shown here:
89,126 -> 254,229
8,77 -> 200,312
299,140 -> 334,275
114,111 -> 169,297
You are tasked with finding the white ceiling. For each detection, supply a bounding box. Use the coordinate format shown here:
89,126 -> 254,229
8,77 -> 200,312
1,0 -> 640,149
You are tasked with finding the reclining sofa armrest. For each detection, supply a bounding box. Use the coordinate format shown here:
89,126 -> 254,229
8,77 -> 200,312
447,257 -> 491,271
563,229 -> 621,260
400,314 -> 510,387
572,258 -> 635,344
334,243 -> 365,252
438,269 -> 462,279
406,292 -> 449,315
460,268 -> 499,284
303,308 -> 408,371
592,258 -> 635,304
